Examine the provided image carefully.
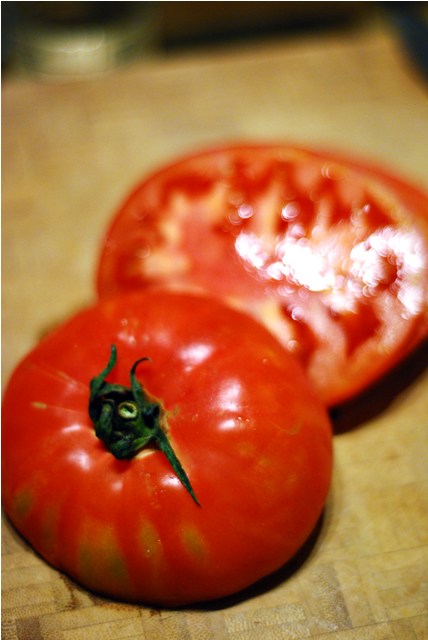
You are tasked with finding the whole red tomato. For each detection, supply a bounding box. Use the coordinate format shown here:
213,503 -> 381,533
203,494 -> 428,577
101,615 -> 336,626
96,144 -> 428,406
1,289 -> 332,606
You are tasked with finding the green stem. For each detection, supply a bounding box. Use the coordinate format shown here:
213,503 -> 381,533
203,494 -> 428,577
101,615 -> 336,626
89,345 -> 200,506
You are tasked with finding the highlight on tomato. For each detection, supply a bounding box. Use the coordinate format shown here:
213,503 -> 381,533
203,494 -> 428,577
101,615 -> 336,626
1,289 -> 333,607
96,144 -> 428,407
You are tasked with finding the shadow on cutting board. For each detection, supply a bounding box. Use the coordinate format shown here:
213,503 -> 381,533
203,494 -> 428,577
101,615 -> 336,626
330,338 -> 428,435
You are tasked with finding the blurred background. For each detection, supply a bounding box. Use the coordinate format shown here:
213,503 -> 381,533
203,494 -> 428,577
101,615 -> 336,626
2,1 -> 428,80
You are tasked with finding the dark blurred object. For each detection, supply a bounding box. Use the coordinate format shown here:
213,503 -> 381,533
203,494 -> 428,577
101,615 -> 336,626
161,1 -> 368,51
383,2 -> 428,80
1,2 -> 160,79
2,2 -> 376,79
5,2 -> 423,81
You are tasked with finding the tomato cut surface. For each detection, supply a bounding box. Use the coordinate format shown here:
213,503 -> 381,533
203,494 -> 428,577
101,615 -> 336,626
96,145 -> 428,406
2,289 -> 332,606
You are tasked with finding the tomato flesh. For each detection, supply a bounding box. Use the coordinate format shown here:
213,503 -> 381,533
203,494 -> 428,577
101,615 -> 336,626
1,289 -> 332,606
96,145 -> 428,406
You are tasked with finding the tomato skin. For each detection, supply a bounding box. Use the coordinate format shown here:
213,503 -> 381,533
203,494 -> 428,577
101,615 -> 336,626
1,289 -> 332,606
96,144 -> 428,407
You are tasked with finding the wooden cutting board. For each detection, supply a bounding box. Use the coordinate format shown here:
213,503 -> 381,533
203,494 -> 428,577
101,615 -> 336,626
2,25 -> 428,639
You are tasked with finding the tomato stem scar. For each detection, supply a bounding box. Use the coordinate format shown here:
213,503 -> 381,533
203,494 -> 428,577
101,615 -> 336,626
89,345 -> 200,506
118,401 -> 139,420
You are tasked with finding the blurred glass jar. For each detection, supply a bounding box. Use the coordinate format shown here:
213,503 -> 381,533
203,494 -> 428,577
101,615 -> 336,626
4,2 -> 161,79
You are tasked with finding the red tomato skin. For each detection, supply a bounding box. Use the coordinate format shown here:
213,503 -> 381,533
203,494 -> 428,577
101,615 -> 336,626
2,289 -> 332,606
95,144 -> 428,407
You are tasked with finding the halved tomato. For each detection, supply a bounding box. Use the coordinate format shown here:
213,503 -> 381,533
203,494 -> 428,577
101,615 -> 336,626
96,145 -> 428,406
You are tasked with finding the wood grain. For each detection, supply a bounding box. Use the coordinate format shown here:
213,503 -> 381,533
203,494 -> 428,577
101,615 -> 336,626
2,25 -> 428,639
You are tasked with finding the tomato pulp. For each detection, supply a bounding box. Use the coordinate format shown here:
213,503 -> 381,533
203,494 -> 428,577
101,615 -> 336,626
96,145 -> 428,406
2,289 -> 332,606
